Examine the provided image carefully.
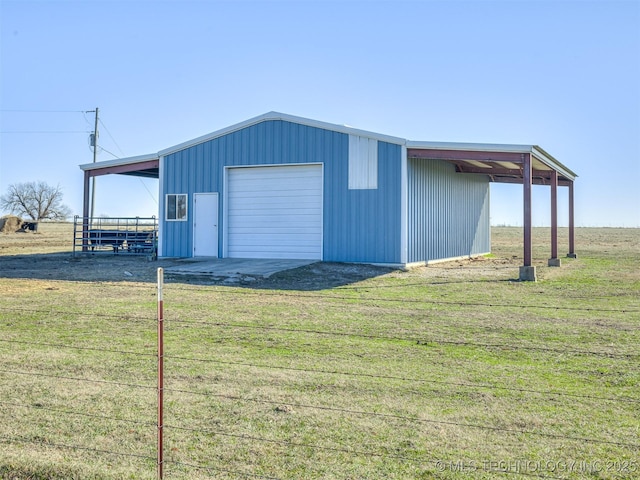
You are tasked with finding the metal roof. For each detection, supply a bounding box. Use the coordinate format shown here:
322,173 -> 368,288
79,153 -> 159,178
157,111 -> 407,156
406,141 -> 577,185
78,112 -> 577,184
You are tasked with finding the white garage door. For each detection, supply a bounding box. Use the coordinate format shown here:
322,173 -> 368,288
227,164 -> 323,259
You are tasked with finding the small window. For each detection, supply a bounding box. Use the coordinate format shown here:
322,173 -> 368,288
166,194 -> 187,221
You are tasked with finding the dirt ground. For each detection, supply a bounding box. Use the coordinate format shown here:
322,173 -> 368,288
1,221 -> 634,287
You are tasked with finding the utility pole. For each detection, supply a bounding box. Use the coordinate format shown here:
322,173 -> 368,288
90,107 -> 99,221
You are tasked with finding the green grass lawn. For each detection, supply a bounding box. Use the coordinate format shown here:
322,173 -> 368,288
0,228 -> 638,479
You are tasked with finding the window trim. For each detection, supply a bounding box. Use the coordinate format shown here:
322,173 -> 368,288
166,193 -> 188,221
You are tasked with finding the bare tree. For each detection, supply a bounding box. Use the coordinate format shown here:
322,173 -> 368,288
1,181 -> 72,221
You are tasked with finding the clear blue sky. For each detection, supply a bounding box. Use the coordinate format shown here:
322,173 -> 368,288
1,0 -> 638,227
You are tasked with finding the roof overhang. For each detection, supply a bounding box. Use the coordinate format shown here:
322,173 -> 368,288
406,141 -> 577,185
79,154 -> 159,178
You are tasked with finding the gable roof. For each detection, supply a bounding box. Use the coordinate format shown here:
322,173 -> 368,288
157,111 -> 407,156
79,111 -> 576,183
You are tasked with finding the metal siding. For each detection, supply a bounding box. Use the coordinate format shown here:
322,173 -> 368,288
161,120 -> 402,262
324,141 -> 402,264
408,159 -> 490,263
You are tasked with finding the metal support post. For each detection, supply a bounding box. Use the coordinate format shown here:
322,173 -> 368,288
567,181 -> 577,258
157,268 -> 164,480
520,153 -> 536,281
548,171 -> 561,267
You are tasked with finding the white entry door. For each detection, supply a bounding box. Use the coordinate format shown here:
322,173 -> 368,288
193,193 -> 219,257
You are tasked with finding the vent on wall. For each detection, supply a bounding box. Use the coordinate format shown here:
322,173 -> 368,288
348,135 -> 378,190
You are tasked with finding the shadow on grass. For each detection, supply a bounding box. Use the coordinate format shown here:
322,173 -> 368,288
0,253 -> 399,291
0,252 -> 163,284
0,252 -> 523,291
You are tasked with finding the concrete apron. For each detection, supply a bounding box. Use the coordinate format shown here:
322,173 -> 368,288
164,257 -> 316,281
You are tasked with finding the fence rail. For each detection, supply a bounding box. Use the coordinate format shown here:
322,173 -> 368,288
73,215 -> 157,256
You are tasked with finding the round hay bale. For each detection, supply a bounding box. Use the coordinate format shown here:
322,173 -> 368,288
0,215 -> 24,233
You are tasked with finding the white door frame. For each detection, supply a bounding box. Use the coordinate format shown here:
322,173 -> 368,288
193,192 -> 219,257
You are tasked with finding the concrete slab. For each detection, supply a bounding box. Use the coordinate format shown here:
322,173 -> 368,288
164,257 -> 317,279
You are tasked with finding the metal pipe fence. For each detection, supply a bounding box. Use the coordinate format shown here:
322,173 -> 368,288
72,215 -> 157,257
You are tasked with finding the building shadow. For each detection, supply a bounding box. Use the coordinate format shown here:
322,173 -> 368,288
0,253 -> 397,291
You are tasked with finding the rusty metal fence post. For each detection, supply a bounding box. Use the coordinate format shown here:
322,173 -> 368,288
157,268 -> 164,479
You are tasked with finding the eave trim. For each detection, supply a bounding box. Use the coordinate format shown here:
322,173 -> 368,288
79,153 -> 160,171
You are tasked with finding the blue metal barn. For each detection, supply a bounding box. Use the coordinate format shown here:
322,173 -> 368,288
80,112 -> 577,269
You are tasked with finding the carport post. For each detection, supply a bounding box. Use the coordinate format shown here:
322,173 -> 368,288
567,180 -> 577,258
548,171 -> 561,267
82,170 -> 91,251
519,153 -> 536,281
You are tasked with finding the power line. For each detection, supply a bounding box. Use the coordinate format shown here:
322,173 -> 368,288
0,109 -> 85,113
0,130 -> 89,134
97,146 -> 121,159
98,118 -> 125,157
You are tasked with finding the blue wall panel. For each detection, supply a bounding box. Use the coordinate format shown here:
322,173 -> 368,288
323,141 -> 402,263
161,120 -> 402,263
407,159 -> 490,263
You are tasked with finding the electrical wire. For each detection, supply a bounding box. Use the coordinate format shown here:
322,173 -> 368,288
0,130 -> 89,134
0,109 -> 85,113
98,146 -> 120,159
98,118 -> 125,157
